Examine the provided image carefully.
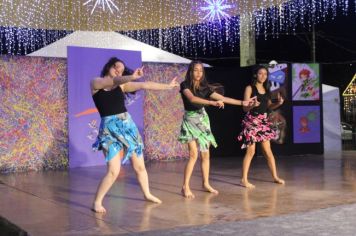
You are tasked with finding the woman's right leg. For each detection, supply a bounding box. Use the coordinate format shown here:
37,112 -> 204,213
182,140 -> 199,198
241,143 -> 256,188
92,150 -> 122,213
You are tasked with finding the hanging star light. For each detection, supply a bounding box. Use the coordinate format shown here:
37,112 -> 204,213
200,0 -> 234,22
83,0 -> 119,15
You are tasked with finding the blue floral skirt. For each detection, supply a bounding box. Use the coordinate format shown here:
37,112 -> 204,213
92,112 -> 143,164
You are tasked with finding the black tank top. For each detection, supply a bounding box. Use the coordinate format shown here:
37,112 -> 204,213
251,86 -> 270,114
92,85 -> 127,117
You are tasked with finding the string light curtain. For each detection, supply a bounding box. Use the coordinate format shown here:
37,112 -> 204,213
0,0 -> 355,55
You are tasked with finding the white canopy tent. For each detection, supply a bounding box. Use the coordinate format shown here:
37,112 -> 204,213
28,31 -> 192,64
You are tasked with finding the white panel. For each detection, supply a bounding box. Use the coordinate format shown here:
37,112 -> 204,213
322,84 -> 342,155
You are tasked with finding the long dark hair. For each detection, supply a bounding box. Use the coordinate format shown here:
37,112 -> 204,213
184,61 -> 224,95
100,57 -> 133,77
251,65 -> 270,95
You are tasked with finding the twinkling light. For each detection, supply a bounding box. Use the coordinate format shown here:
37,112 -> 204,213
342,74 -> 356,121
83,0 -> 119,15
0,0 -> 355,56
200,0 -> 234,22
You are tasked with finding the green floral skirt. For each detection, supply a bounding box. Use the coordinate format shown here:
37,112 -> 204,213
178,108 -> 217,151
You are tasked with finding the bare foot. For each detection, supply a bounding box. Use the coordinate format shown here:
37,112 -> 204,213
92,202 -> 107,214
144,194 -> 162,204
203,184 -> 219,194
240,179 -> 255,189
274,177 -> 285,185
181,186 -> 195,199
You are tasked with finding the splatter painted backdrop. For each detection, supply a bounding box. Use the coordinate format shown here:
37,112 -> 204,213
0,56 -> 68,173
143,63 -> 188,161
0,57 -> 189,173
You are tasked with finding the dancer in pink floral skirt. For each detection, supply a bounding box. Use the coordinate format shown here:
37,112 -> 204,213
238,65 -> 285,188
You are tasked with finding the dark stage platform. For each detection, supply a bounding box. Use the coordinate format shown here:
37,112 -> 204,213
1,152 -> 356,235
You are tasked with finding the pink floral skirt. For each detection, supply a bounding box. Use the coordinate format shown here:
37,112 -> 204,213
237,112 -> 277,149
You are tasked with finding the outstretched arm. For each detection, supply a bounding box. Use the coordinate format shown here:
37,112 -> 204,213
121,77 -> 179,93
112,67 -> 144,85
91,67 -> 144,92
182,89 -> 224,108
242,86 -> 260,112
209,92 -> 256,106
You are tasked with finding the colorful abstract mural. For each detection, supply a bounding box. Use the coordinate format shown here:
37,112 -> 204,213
0,56 -> 68,173
143,63 -> 189,161
0,57 -> 192,173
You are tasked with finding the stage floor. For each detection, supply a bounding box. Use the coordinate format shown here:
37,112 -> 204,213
1,151 -> 356,235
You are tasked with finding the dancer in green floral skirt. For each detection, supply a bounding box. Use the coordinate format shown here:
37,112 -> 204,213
178,61 -> 255,198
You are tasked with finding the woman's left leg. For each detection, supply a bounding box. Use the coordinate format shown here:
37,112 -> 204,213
131,153 -> 162,203
200,149 -> 218,194
260,140 -> 285,184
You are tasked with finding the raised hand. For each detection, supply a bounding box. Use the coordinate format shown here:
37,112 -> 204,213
253,100 -> 261,107
242,96 -> 257,107
251,96 -> 260,107
132,66 -> 144,80
168,77 -> 179,89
